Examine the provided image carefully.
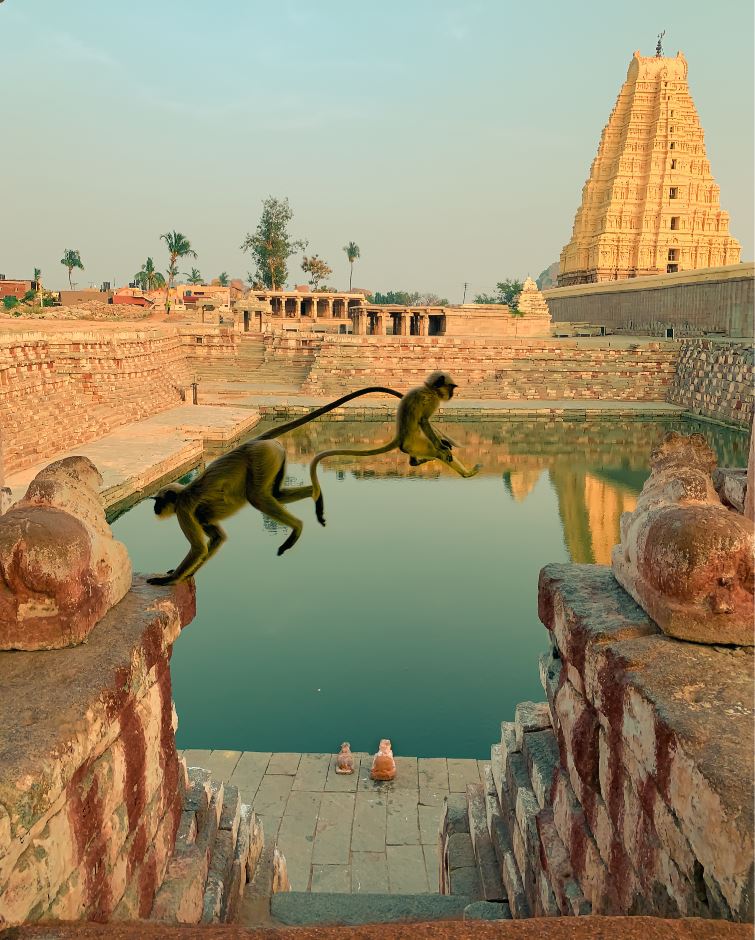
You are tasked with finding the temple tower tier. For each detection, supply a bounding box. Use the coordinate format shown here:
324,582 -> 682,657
558,50 -> 741,286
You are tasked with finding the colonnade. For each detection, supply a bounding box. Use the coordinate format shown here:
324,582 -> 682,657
353,309 -> 445,336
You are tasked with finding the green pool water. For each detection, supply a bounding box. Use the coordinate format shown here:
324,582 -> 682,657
111,414 -> 748,759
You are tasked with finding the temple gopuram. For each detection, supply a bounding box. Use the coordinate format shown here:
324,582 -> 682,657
558,49 -> 741,286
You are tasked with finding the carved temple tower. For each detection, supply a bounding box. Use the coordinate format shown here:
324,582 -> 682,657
558,50 -> 741,286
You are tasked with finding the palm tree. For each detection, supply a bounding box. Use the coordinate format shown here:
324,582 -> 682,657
185,268 -> 203,286
343,241 -> 360,291
160,231 -> 197,312
217,271 -> 229,287
134,257 -> 166,291
60,249 -> 84,289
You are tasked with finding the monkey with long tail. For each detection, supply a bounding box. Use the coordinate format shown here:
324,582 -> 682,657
309,371 -> 481,526
147,386 -> 403,584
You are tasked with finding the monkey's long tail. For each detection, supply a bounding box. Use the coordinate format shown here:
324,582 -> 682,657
309,440 -> 399,525
254,387 -> 403,441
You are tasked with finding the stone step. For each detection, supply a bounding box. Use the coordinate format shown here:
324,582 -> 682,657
269,891 -> 473,927
149,765 -> 264,926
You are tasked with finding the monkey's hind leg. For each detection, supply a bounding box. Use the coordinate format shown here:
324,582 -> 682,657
251,493 -> 304,556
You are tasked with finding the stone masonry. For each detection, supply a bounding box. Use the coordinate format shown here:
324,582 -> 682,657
302,336 -> 679,401
0,579 -> 196,925
668,339 -> 753,428
451,565 -> 753,922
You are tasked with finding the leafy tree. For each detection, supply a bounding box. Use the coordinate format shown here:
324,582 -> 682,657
2,296 -> 19,310
413,292 -> 448,306
134,257 -> 166,291
217,272 -> 230,287
240,196 -> 307,290
474,279 -> 523,307
246,272 -> 264,289
185,268 -> 203,285
368,290 -> 448,306
301,254 -> 333,291
60,249 -> 84,289
343,241 -> 360,291
160,231 -> 196,311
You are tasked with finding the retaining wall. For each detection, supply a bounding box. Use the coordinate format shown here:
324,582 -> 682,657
0,330 -> 191,483
0,580 -> 196,924
482,564 -> 753,922
667,340 -> 753,428
543,264 -> 754,338
302,335 -> 679,402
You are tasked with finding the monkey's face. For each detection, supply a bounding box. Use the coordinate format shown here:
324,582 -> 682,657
151,486 -> 180,518
426,371 -> 458,401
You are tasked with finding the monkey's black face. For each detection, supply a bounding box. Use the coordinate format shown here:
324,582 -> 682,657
151,488 -> 179,518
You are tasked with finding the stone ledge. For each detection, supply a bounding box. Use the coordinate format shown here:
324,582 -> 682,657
5,914 -> 752,938
0,578 -> 195,845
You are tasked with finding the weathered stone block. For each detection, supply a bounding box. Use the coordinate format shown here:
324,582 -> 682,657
522,727 -> 560,810
554,679 -> 600,794
612,432 -> 754,645
514,701 -> 552,749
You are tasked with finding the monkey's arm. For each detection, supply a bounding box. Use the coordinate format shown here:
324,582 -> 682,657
147,508 -> 208,585
419,416 -> 450,452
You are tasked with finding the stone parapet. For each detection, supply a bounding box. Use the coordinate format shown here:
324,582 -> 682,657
481,565 -> 752,922
0,578 -> 196,925
667,340 -> 753,428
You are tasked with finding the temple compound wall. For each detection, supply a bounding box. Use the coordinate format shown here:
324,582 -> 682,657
446,564 -> 753,922
668,340 -> 753,427
544,263 -> 754,338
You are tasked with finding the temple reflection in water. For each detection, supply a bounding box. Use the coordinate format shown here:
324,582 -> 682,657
246,414 -> 748,567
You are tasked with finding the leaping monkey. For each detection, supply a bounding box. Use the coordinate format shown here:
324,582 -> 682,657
309,371 -> 481,525
146,386 -> 402,584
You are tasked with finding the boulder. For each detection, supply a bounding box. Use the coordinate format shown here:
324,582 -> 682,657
612,432 -> 754,645
0,456 -> 132,650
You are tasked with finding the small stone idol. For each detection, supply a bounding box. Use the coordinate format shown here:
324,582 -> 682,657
335,742 -> 354,775
370,739 -> 396,781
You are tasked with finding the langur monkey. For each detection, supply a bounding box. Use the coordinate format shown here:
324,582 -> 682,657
146,386 -> 402,585
309,371 -> 482,525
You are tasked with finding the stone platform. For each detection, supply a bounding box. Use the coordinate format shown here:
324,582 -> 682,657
8,915 -> 752,938
4,405 -> 261,512
178,749 -> 488,896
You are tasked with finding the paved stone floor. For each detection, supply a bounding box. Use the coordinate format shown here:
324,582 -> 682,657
180,750 -> 489,895
6,405 -> 260,508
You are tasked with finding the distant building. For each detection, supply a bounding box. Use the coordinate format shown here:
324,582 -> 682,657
0,279 -> 33,300
558,50 -> 741,286
58,289 -> 114,305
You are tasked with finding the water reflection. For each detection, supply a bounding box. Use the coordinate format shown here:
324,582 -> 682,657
114,414 -> 747,758
247,414 -> 747,566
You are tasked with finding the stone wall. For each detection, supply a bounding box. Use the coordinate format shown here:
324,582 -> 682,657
0,330 -> 192,483
0,579 -> 196,925
302,335 -> 679,402
544,264 -> 754,338
477,564 -> 753,922
667,340 -> 754,427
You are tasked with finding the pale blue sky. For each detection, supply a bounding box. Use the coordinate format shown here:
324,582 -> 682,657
1,0 -> 752,299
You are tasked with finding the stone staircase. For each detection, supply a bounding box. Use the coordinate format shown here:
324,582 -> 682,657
439,681 -> 591,920
192,334 -> 322,395
149,766 -> 270,925
301,335 -> 679,401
